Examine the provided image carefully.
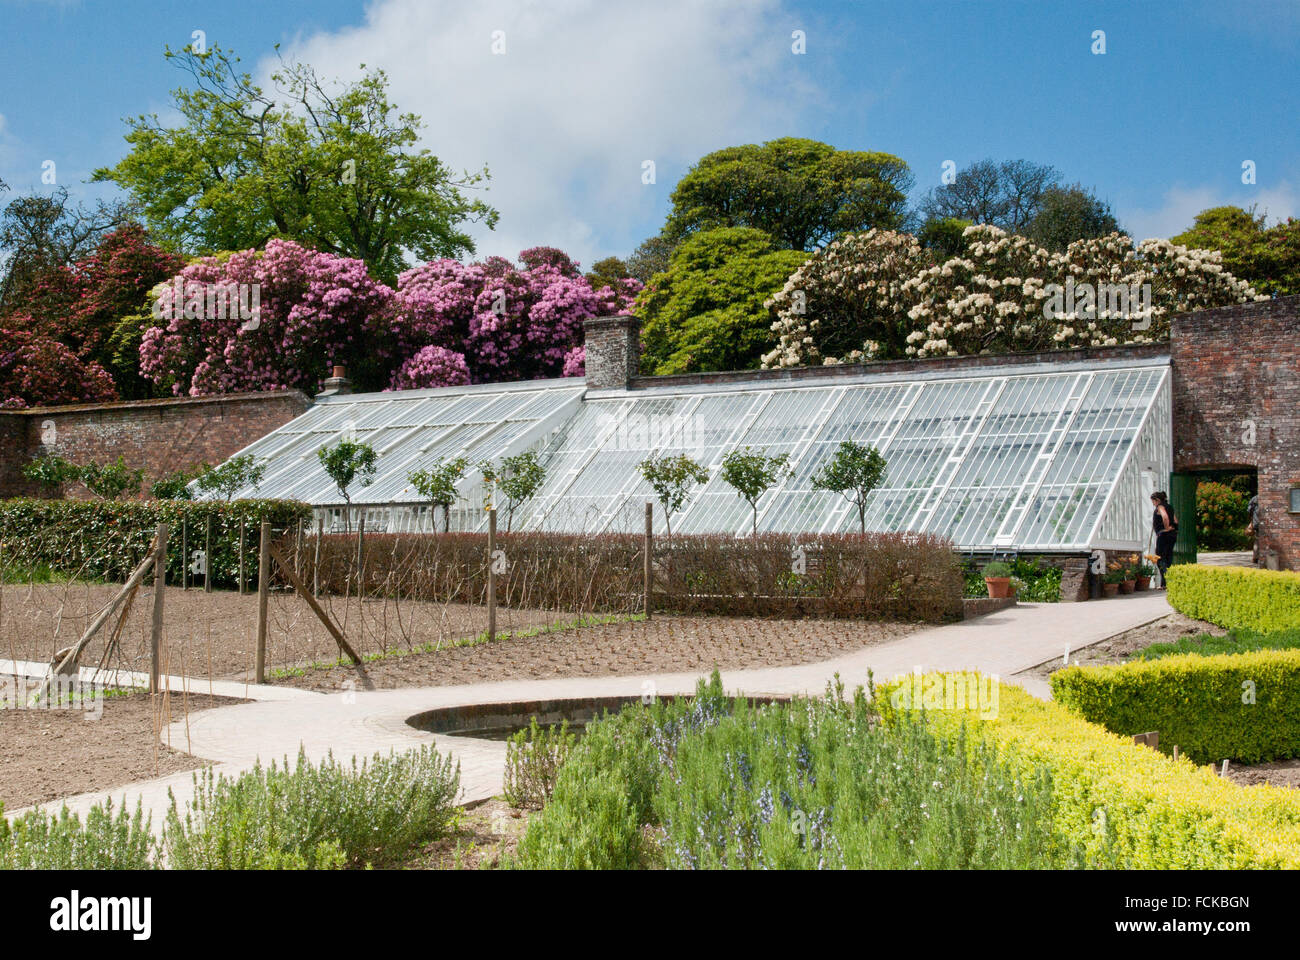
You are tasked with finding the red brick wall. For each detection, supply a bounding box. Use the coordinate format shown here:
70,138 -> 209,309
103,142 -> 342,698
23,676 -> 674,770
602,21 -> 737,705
1172,295 -> 1300,569
0,390 -> 310,499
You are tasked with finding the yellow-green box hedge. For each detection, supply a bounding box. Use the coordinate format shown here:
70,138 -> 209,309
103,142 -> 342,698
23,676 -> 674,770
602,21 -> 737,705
1051,649 -> 1300,765
877,673 -> 1300,868
1167,564 -> 1300,633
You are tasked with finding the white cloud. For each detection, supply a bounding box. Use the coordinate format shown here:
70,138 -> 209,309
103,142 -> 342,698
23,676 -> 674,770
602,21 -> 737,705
272,0 -> 818,268
1121,182 -> 1298,242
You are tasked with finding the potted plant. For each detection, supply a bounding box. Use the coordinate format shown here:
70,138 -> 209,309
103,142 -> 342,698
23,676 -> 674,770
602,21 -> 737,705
1102,570 -> 1124,597
982,560 -> 1014,599
1135,560 -> 1156,591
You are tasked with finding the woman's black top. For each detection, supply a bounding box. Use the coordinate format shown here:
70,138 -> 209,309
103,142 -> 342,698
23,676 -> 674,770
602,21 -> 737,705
1153,505 -> 1178,535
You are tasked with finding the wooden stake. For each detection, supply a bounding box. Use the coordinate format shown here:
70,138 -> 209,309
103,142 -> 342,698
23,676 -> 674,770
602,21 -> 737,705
238,517 -> 247,596
487,507 -> 497,643
314,515 -> 323,598
256,521 -> 270,684
268,542 -> 363,666
644,501 -> 653,620
182,519 -> 189,590
150,523 -> 169,695
204,515 -> 212,593
1172,745 -> 1180,761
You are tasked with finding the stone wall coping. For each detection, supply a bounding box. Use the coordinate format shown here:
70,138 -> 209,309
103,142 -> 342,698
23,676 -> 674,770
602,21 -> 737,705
2,389 -> 311,417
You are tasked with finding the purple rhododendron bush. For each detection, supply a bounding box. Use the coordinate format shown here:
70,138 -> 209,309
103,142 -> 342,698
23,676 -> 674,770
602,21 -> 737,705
141,240 -> 639,396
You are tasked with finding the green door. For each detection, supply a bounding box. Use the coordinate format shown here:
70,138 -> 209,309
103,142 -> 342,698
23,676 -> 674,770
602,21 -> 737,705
1169,472 -> 1198,566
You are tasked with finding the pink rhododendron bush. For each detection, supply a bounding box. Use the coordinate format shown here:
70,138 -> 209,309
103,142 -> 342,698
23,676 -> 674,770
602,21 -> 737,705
0,327 -> 118,408
763,226 -> 1268,367
141,240 -> 394,395
387,247 -> 639,389
140,241 -> 639,395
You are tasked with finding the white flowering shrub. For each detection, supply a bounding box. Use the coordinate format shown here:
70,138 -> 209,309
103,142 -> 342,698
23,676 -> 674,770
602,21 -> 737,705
764,225 -> 1268,366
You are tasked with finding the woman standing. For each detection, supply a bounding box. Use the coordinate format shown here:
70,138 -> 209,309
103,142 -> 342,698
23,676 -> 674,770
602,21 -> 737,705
1151,491 -> 1178,588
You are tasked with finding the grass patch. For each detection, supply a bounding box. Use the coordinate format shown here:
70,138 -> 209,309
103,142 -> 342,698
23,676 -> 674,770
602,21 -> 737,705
1130,626 -> 1300,661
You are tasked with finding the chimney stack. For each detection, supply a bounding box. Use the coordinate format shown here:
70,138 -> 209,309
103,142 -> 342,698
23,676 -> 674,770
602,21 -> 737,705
317,364 -> 353,397
582,315 -> 640,391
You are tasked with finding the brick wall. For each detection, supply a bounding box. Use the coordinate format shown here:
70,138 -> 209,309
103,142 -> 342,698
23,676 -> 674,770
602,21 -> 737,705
0,390 -> 310,499
1171,295 -> 1300,569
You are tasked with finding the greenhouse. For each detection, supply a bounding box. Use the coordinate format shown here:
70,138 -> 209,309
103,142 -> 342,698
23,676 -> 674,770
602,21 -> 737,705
211,352 -> 1172,555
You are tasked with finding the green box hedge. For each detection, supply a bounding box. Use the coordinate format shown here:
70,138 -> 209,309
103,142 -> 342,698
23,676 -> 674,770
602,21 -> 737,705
1166,564 -> 1300,633
1050,648 -> 1300,765
877,672 -> 1300,868
0,498 -> 312,590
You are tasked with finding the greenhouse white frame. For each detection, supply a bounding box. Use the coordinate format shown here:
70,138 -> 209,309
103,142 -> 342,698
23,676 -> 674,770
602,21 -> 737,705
210,353 -> 1172,554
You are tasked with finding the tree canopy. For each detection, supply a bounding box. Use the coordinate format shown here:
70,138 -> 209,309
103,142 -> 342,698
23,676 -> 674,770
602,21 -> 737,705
1024,184 -> 1121,252
662,138 -> 912,251
918,159 -> 1060,234
1172,206 -> 1300,297
92,44 -> 497,283
636,227 -> 808,375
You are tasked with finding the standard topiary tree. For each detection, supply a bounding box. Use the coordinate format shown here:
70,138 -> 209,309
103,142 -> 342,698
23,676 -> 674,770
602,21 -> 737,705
318,440 -> 378,528
478,451 -> 546,532
719,447 -> 792,537
811,441 -> 888,534
407,456 -> 470,533
638,454 -> 709,535
193,454 -> 266,501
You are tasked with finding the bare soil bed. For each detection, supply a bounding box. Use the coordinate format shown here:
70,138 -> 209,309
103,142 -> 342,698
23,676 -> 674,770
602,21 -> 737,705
0,690 -> 242,811
275,616 -> 922,691
1017,611 -> 1228,685
0,581 -> 559,680
1225,759 -> 1300,790
410,797 -> 532,870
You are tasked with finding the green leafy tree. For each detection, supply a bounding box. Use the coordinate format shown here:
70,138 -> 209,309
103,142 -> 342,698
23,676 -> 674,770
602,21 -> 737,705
1172,206 -> 1300,297
150,463 -> 210,500
407,457 -> 470,533
194,454 -> 267,501
20,455 -> 81,495
584,256 -> 631,294
478,451 -> 546,532
92,45 -> 497,282
625,236 -> 676,284
810,441 -> 888,534
638,454 -> 710,535
1024,184 -> 1121,252
719,447 -> 792,537
916,217 -> 972,258
636,227 -> 808,374
23,455 -> 144,500
663,138 -> 913,251
317,440 -> 377,523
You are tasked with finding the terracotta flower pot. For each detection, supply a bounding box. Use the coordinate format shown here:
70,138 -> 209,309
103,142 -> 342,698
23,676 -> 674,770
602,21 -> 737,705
1135,576 -> 1151,591
985,576 -> 1013,599
1102,582 -> 1120,597
1119,579 -> 1136,594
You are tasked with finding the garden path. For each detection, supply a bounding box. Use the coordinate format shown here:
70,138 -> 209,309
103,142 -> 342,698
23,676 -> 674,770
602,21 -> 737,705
9,592 -> 1172,825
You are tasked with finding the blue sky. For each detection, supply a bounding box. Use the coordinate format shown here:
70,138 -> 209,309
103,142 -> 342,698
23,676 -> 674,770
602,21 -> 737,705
1,0 -> 1296,268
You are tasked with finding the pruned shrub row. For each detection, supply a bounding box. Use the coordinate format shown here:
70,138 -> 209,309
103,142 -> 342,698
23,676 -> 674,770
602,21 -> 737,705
310,530 -> 964,622
0,497 -> 312,589
877,674 -> 1300,868
1166,563 -> 1300,633
1050,648 -> 1300,765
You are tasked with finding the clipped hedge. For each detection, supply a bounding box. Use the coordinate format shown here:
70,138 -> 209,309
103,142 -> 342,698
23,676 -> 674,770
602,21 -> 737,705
1167,564 -> 1300,633
310,530 -> 964,622
0,498 -> 312,590
876,673 -> 1300,868
1050,649 -> 1300,765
